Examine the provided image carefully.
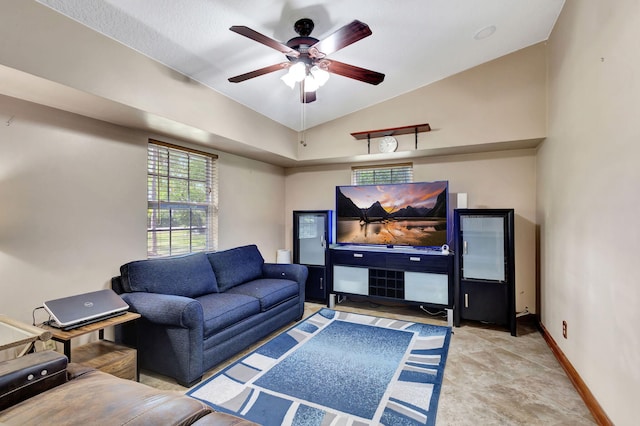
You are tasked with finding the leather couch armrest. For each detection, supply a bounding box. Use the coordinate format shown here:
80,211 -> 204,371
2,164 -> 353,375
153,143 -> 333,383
191,411 -> 261,425
66,362 -> 96,380
0,350 -> 68,411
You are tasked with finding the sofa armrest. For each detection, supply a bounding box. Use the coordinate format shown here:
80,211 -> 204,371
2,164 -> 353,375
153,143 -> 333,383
262,263 -> 308,287
191,412 -> 260,425
121,292 -> 203,328
0,367 -> 215,425
66,362 -> 95,380
0,350 -> 68,411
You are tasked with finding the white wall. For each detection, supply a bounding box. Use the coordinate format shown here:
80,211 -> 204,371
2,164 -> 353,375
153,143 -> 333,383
540,1 -> 640,423
285,149 -> 537,313
0,94 -> 286,326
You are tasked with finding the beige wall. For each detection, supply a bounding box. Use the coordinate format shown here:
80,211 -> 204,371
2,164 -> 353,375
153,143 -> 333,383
0,95 -> 145,324
0,1 -> 543,333
0,0 -> 298,164
6,1 -> 633,419
283,43 -> 544,316
286,149 -> 537,313
540,1 -> 640,423
217,152 -> 286,259
299,42 -> 547,161
0,94 -> 286,326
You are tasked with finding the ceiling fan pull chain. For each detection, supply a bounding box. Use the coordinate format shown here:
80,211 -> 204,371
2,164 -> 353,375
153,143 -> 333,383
300,92 -> 307,147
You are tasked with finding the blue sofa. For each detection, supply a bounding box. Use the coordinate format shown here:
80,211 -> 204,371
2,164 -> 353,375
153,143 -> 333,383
111,245 -> 307,387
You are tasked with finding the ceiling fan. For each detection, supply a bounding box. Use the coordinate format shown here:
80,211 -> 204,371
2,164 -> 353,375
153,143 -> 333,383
228,18 -> 385,103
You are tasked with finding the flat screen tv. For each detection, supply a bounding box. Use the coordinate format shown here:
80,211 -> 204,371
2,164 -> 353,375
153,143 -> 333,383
335,181 -> 448,248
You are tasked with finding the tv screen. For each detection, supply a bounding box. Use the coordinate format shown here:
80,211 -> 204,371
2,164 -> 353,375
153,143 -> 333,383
336,181 -> 448,248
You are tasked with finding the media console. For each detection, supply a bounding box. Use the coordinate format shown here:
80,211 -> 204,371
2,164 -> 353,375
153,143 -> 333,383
328,245 -> 455,326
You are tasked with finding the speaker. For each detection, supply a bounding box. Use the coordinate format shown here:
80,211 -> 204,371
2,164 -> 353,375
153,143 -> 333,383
457,193 -> 468,208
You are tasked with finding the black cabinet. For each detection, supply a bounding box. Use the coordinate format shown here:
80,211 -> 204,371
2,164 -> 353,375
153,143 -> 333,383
459,281 -> 510,324
305,266 -> 327,301
293,210 -> 332,303
454,209 -> 516,336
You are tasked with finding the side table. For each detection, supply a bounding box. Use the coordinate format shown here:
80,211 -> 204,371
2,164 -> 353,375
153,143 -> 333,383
40,312 -> 140,381
0,315 -> 52,357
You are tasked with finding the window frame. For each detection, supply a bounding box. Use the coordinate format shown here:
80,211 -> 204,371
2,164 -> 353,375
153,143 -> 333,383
147,139 -> 218,258
351,163 -> 414,185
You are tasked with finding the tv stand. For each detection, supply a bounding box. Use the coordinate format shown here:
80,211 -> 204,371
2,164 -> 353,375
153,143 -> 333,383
328,245 -> 455,326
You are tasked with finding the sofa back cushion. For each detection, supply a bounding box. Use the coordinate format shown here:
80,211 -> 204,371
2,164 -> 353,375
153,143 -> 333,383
207,245 -> 264,292
120,252 -> 218,298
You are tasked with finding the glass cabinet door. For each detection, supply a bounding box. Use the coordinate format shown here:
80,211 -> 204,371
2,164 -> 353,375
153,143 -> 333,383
297,213 -> 327,266
460,215 -> 505,281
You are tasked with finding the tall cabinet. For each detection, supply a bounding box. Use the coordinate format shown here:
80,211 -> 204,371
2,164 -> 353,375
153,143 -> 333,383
293,210 -> 332,303
454,209 -> 516,336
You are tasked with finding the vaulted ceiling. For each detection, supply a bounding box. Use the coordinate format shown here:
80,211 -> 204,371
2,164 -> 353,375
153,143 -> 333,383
37,0 -> 565,131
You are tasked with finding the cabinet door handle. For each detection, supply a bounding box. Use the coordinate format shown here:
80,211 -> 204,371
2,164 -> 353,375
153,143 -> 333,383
409,257 -> 421,262
320,277 -> 323,290
464,293 -> 469,308
353,253 -> 363,258
463,240 -> 468,255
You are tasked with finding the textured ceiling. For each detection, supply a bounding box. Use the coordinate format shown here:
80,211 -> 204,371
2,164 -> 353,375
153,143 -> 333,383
37,0 -> 565,132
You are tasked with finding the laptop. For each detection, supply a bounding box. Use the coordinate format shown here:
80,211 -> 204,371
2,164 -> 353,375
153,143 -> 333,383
43,289 -> 129,330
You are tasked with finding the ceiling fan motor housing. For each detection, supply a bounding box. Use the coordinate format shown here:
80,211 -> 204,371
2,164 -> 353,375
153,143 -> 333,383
285,36 -> 319,63
294,18 -> 314,37
286,18 -> 320,63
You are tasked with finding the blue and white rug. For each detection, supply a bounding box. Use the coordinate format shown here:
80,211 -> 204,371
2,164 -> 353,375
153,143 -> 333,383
188,308 -> 451,426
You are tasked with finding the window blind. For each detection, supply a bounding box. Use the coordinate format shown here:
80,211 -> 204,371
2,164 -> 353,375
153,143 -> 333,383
147,140 -> 218,257
352,163 -> 414,185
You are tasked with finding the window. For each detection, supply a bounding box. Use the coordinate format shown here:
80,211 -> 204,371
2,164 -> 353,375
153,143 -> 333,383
352,163 -> 413,185
147,140 -> 218,257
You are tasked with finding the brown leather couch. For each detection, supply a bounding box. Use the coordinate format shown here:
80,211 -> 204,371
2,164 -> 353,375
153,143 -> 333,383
0,351 -> 256,425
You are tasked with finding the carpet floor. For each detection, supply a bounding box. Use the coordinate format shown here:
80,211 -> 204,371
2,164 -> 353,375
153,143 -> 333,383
140,301 -> 596,425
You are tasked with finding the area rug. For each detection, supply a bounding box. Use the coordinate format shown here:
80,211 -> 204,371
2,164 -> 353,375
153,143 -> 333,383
187,308 -> 451,426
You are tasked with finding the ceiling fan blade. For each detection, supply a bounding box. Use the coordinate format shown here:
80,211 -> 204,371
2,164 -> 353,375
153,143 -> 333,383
309,20 -> 372,58
230,26 -> 300,58
228,62 -> 291,83
325,60 -> 385,85
301,89 -> 316,103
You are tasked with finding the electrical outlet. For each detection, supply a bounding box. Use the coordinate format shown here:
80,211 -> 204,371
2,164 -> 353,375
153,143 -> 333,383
562,320 -> 568,339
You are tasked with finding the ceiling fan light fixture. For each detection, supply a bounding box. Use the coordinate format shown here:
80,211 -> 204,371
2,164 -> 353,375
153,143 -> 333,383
310,65 -> 330,87
304,75 -> 319,92
289,62 -> 307,82
280,72 -> 297,89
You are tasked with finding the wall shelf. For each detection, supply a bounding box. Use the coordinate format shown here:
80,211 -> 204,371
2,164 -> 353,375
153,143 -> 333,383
351,123 -> 431,153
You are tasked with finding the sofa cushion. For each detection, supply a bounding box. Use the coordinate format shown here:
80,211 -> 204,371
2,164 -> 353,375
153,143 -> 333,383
226,279 -> 299,311
120,252 -> 218,298
207,245 -> 264,292
196,293 -> 260,337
